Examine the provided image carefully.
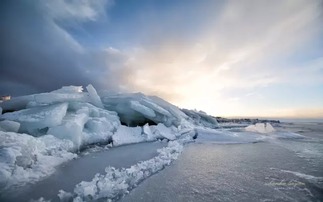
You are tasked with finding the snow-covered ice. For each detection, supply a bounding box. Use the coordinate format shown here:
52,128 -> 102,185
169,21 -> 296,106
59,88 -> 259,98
0,84 -> 307,200
59,140 -> 184,201
245,123 -> 276,133
0,131 -> 76,190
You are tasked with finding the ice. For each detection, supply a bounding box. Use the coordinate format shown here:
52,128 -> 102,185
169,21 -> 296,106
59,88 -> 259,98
48,113 -> 88,150
151,123 -> 177,140
30,86 -> 88,107
59,141 -> 184,201
1,103 -> 68,134
143,124 -> 155,141
51,86 -> 83,93
112,125 -> 145,146
34,93 -> 88,106
0,120 -> 20,132
0,131 -> 76,191
86,84 -> 104,109
182,109 -> 218,128
0,95 -> 35,111
245,123 -> 276,133
101,92 -> 192,128
195,127 -> 264,144
0,106 -> 2,114
281,170 -> 323,184
48,102 -> 120,149
130,100 -> 156,118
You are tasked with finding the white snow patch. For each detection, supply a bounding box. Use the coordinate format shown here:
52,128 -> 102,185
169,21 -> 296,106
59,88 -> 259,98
0,131 -> 76,190
60,141 -> 184,201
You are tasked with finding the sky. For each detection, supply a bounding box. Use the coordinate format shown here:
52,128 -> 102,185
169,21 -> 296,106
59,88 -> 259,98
1,0 -> 323,118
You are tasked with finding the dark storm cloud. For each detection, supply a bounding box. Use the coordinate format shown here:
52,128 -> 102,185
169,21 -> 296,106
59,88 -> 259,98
0,0 -> 114,96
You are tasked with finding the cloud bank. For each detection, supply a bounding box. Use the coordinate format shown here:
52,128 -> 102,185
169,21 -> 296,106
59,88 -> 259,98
1,0 -> 322,117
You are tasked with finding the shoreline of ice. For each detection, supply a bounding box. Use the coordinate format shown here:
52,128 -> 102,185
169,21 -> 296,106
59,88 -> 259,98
0,84 -> 306,198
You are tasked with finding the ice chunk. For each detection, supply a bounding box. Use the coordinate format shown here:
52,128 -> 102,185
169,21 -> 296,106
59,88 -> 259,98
143,124 -> 155,141
101,92 -> 191,128
152,123 -> 176,140
51,86 -> 83,93
112,125 -> 145,146
34,93 -> 88,105
1,103 -> 68,134
0,120 -> 20,132
196,127 -> 264,144
83,117 -> 115,145
130,100 -> 156,118
0,95 -> 35,111
48,113 -> 88,150
86,84 -> 104,108
245,123 -> 276,133
182,109 -> 218,128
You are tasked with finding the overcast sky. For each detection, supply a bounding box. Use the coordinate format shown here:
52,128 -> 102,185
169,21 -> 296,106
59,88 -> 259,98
1,0 -> 323,118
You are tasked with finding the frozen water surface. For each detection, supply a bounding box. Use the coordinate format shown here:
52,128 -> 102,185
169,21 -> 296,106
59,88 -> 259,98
1,85 -> 322,201
121,136 -> 323,201
0,142 -> 166,202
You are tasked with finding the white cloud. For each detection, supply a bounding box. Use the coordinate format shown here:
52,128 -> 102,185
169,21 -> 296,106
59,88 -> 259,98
113,0 -> 323,117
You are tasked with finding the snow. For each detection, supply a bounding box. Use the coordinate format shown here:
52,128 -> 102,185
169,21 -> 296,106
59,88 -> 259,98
245,123 -> 276,133
0,131 -> 76,190
59,140 -> 184,201
86,84 -> 104,109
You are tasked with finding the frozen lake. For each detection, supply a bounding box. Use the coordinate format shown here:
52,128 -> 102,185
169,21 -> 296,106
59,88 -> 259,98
1,122 -> 322,201
120,123 -> 323,202
0,141 -> 167,202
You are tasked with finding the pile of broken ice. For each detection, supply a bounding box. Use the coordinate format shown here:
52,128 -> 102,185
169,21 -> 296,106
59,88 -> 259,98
0,85 -> 303,199
0,85 -> 217,191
